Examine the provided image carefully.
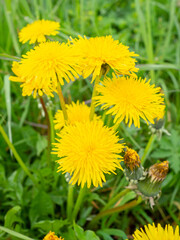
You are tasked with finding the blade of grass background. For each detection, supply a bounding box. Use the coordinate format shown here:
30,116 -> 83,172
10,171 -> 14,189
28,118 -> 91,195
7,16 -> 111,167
19,98 -> 31,127
161,0 -> 176,61
135,0 -> 148,53
146,0 -> 155,83
52,0 -> 63,15
4,75 -> 12,155
138,63 -> 180,71
39,0 -> 53,19
19,0 -> 34,18
175,17 -> 180,123
32,0 -> 40,19
0,124 -> 38,186
0,53 -> 20,61
0,226 -> 35,240
3,0 -> 20,56
80,0 -> 84,34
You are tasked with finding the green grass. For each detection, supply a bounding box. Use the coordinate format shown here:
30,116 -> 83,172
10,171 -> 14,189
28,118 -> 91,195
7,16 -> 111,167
0,0 -> 180,239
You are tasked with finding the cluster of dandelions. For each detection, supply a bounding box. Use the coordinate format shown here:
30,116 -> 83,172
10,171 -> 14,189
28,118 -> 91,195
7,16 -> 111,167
9,18 -> 178,240
10,19 -> 165,190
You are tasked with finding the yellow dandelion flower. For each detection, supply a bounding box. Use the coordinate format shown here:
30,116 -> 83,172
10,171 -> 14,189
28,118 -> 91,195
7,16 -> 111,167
95,75 -> 165,128
71,35 -> 138,81
43,231 -> 64,240
19,20 -> 60,44
53,120 -> 124,188
132,223 -> 180,240
54,101 -> 100,130
10,41 -> 80,98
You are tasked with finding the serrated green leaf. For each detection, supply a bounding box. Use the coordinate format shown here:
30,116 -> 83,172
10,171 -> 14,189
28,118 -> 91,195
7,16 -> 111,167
151,150 -> 172,159
29,190 -> 54,224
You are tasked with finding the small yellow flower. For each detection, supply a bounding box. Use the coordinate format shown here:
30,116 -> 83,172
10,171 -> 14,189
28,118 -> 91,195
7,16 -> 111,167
132,223 -> 180,240
19,20 -> 60,44
54,101 -> 100,130
43,231 -> 64,240
71,35 -> 138,81
53,120 -> 124,188
10,41 -> 80,98
95,74 -> 165,128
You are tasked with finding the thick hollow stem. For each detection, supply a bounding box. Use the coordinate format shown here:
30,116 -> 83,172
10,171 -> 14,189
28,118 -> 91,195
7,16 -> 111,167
72,186 -> 87,222
89,75 -> 100,121
57,84 -> 68,121
67,184 -> 74,221
40,97 -> 51,166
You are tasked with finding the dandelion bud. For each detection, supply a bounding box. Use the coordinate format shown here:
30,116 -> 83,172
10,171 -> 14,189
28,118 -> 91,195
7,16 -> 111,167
149,118 -> 170,139
137,161 -> 169,208
152,118 -> 164,130
123,147 -> 145,182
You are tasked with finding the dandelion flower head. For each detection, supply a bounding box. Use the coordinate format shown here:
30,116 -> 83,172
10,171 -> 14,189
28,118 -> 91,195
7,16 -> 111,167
54,101 -> 100,130
71,35 -> 138,81
43,231 -> 64,240
95,74 -> 165,128
19,19 -> 60,44
132,223 -> 180,240
53,120 -> 124,188
10,41 -> 80,98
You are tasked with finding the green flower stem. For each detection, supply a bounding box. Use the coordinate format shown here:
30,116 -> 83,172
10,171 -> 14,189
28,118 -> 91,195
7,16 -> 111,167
72,186 -> 87,222
112,122 -> 120,132
106,114 -> 112,127
67,184 -> 74,221
88,196 -> 142,229
57,83 -> 68,121
89,75 -> 100,121
56,79 -> 75,222
141,134 -> 156,166
0,124 -> 37,186
40,97 -> 51,167
47,108 -> 55,144
102,189 -> 130,211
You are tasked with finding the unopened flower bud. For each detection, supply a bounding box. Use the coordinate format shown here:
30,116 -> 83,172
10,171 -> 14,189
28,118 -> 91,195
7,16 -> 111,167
123,147 -> 145,182
137,161 -> 169,208
149,118 -> 170,139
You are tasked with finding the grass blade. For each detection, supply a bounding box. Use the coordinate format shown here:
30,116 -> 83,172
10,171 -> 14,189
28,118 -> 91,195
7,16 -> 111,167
0,226 -> 35,240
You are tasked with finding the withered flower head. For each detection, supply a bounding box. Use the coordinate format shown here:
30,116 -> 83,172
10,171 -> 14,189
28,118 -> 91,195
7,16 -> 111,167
149,161 -> 169,183
124,147 -> 141,171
